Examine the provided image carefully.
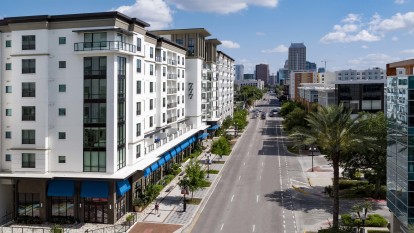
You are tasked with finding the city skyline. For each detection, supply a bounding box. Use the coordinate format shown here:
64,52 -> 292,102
1,0 -> 414,73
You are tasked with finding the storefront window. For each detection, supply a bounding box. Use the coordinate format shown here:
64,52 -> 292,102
18,193 -> 40,217
51,197 -> 74,217
84,198 -> 108,224
116,195 -> 126,220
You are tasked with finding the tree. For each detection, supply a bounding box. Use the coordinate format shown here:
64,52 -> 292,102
282,107 -> 308,132
211,136 -> 231,157
289,104 -> 372,229
184,159 -> 206,199
222,116 -> 233,129
279,100 -> 303,117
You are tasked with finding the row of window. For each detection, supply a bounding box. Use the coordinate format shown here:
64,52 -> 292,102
5,60 -> 67,73
5,130 -> 66,141
4,36 -> 66,49
4,153 -> 66,167
5,84 -> 66,95
136,81 -> 185,94
5,108 -> 66,116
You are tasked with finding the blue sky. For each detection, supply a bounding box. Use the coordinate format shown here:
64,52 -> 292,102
2,0 -> 414,73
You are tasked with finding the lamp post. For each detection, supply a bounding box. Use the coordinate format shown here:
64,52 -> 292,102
309,146 -> 317,172
207,154 -> 211,178
180,177 -> 189,212
351,213 -> 360,233
361,208 -> 367,233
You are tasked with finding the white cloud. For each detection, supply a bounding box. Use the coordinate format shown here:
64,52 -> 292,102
221,40 -> 241,49
256,32 -> 266,36
373,12 -> 414,32
320,29 -> 380,43
392,36 -> 399,41
261,44 -> 288,53
395,0 -> 407,4
342,13 -> 362,23
348,53 -> 398,68
401,49 -> 414,54
361,45 -> 369,49
167,0 -> 278,14
115,0 -> 173,29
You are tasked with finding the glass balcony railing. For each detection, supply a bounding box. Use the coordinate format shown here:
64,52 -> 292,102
167,88 -> 177,94
74,41 -> 136,53
167,116 -> 177,123
167,102 -> 177,109
167,74 -> 177,80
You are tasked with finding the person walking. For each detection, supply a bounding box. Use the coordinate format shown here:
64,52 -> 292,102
155,202 -> 159,215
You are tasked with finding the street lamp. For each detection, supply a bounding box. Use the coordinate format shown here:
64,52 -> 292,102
207,153 -> 211,178
180,177 -> 189,212
351,213 -> 361,233
309,146 -> 317,172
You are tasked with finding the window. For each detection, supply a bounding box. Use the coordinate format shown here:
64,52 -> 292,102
5,131 -> 11,139
182,108 -> 184,116
163,82 -> 166,92
163,67 -> 166,77
150,64 -> 154,75
59,61 -> 66,68
58,132 -> 66,139
136,81 -> 141,94
182,57 -> 184,65
182,83 -> 184,91
136,38 -> 141,51
6,63 -> 11,70
22,82 -> 35,97
5,40 -> 11,47
136,123 -> 141,136
58,84 -> 66,93
22,35 -> 35,50
5,86 -> 12,93
136,144 -> 141,158
178,96 -> 180,103
178,56 -> 180,65
182,95 -> 184,103
136,102 -> 141,115
163,51 -> 166,61
58,156 -> 66,163
84,32 -> 107,49
22,153 -> 35,168
182,70 -> 184,78
150,47 -> 154,58
150,116 -> 153,127
177,109 -> 180,117
137,59 -> 141,73
178,70 -> 180,78
59,108 -> 66,116
163,98 -> 166,107
163,113 -> 165,123
5,109 -> 12,116
5,154 -> 11,162
22,59 -> 36,73
177,83 -> 180,91
59,37 -> 66,45
22,130 -> 35,144
22,106 -> 35,121
150,82 -> 154,93
176,39 -> 183,45
150,99 -> 154,110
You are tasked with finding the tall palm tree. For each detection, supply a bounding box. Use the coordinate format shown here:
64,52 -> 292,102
290,104 -> 369,229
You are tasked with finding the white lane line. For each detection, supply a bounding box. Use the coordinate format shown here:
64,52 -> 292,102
256,195 -> 259,203
259,175 -> 261,180
231,195 -> 235,202
261,162 -> 264,167
252,224 -> 256,232
248,151 -> 250,155
220,223 -> 224,231
239,176 -> 241,180
244,162 -> 246,166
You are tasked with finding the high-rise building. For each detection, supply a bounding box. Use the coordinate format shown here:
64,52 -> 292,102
0,12 -> 233,224
288,43 -> 306,72
386,59 -> 414,233
255,64 -> 269,86
268,74 -> 276,86
235,64 -> 244,81
289,71 -> 316,100
306,61 -> 317,71
278,68 -> 289,85
244,74 -> 255,80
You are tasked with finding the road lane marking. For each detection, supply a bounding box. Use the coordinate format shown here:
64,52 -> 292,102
259,175 -> 261,180
256,195 -> 259,202
220,223 -> 224,231
239,176 -> 241,180
261,162 -> 263,167
252,225 -> 255,232
243,162 -> 245,166
231,195 -> 234,202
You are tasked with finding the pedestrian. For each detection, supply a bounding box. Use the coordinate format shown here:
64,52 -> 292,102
155,202 -> 159,214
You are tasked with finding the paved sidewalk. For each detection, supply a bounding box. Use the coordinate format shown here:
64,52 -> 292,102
129,137 -> 231,233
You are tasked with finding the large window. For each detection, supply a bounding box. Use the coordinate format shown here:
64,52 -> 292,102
136,102 -> 141,115
136,38 -> 141,51
150,47 -> 154,58
137,59 -> 141,73
18,193 -> 40,216
22,153 -> 35,168
22,35 -> 35,50
22,106 -> 35,121
22,130 -> 35,144
137,81 -> 141,94
150,116 -> 153,127
51,197 -> 74,217
22,82 -> 35,97
136,144 -> 141,158
150,82 -> 154,93
22,59 -> 36,73
150,64 -> 154,75
84,32 -> 107,49
150,99 -> 154,110
136,123 -> 141,137
83,151 -> 106,172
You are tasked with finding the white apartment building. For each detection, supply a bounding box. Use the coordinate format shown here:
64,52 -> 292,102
0,12 -> 212,224
235,79 -> 264,90
335,67 -> 385,81
216,51 -> 234,122
317,71 -> 336,84
297,83 -> 335,107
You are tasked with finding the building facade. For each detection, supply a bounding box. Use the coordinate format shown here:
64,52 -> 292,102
288,43 -> 306,72
0,12 -> 223,225
289,71 -> 316,100
235,64 -> 244,81
244,73 -> 255,80
255,64 -> 269,86
235,79 -> 264,90
386,60 -> 414,233
336,67 -> 385,81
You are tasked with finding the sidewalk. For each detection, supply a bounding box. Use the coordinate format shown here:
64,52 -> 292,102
129,137 -> 233,233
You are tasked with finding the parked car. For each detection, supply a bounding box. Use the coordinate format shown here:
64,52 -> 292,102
261,112 -> 266,119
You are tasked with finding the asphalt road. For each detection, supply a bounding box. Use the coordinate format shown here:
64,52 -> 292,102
192,94 -> 305,233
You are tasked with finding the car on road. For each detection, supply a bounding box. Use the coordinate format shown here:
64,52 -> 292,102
261,112 -> 266,119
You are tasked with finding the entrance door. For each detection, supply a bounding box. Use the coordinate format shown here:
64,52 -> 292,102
84,201 -> 108,223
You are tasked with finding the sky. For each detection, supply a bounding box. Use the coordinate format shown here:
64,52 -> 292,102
2,0 -> 414,74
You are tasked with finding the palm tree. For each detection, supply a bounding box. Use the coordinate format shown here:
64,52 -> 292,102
290,104 -> 370,229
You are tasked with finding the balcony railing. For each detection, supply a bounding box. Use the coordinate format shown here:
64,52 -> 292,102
167,74 -> 177,80
168,59 -> 177,65
167,116 -> 177,123
167,88 -> 177,94
167,102 -> 177,109
74,41 -> 136,53
155,56 -> 162,62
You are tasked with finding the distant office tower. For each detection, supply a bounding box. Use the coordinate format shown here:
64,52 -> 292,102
278,68 -> 289,85
269,74 -> 276,86
244,74 -> 255,80
255,64 -> 269,85
288,43 -> 306,71
306,61 -> 317,71
235,64 -> 244,81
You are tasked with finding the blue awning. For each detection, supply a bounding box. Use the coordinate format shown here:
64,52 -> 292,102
199,133 -> 209,140
181,140 -> 190,150
47,180 -> 75,197
175,146 -> 182,153
80,181 -> 109,198
170,149 -> 177,157
143,167 -> 151,177
150,162 -> 159,172
163,152 -> 172,162
191,136 -> 196,143
116,180 -> 131,196
207,125 -> 219,130
158,157 -> 166,166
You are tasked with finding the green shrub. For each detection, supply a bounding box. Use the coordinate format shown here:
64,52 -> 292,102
338,179 -> 368,189
200,180 -> 211,187
318,228 -> 350,233
207,169 -> 219,174
365,214 -> 388,227
367,230 -> 389,233
154,184 -> 163,194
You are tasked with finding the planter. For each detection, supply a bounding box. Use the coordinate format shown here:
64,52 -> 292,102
134,206 -> 144,212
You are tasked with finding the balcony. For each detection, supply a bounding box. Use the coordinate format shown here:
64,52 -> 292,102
167,74 -> 177,80
167,102 -> 178,109
168,59 -> 177,66
167,88 -> 177,94
202,87 -> 212,92
155,56 -> 162,62
74,41 -> 136,53
167,116 -> 177,123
